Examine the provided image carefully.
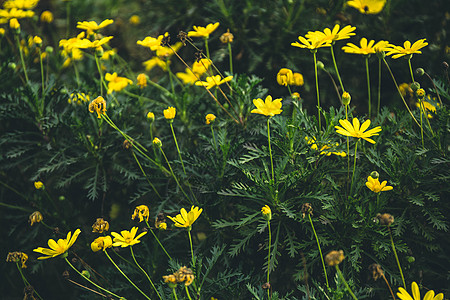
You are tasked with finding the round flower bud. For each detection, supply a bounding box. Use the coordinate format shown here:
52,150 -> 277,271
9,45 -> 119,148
410,81 -> 420,91
81,270 -> 90,279
9,18 -> 20,32
316,61 -> 325,70
33,36 -> 42,47
376,213 -> 394,226
370,171 -> 379,179
40,11 -> 54,23
342,91 -> 351,106
153,137 -> 162,148
8,62 -> 17,70
407,256 -> 415,263
415,68 -> 424,76
261,205 -> 272,221
45,46 -> 54,54
147,112 -> 155,121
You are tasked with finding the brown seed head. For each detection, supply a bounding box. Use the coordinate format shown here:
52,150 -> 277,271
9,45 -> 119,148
376,213 -> 394,226
301,203 -> 313,218
325,250 -> 345,266
368,263 -> 384,281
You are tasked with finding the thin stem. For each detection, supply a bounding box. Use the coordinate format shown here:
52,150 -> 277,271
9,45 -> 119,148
345,106 -> 350,182
159,147 -> 192,203
313,51 -> 321,130
73,60 -> 80,88
267,118 -> 274,184
185,285 -> 193,300
211,124 -> 218,154
144,219 -> 172,260
64,257 -> 123,299
308,214 -> 329,289
15,34 -> 29,84
381,274 -> 396,300
408,57 -> 415,83
170,122 -> 187,175
424,72 -> 443,106
16,263 -> 44,300
228,42 -> 233,74
188,227 -> 195,267
204,38 -> 210,59
130,246 -> 162,300
389,227 -> 406,289
266,220 -> 272,300
104,250 -> 152,300
419,101 -> 424,147
39,47 -> 45,100
350,140 -> 359,191
335,266 -> 358,300
330,44 -> 344,92
172,287 -> 179,300
94,54 -> 104,96
67,278 -> 109,297
377,59 -> 382,116
365,56 -> 371,118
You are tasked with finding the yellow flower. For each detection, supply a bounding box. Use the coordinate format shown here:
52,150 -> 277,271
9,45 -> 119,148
153,137 -> 162,148
100,49 -> 116,60
305,137 -> 346,157
188,22 -> 220,38
105,72 -> 133,94
79,36 -> 114,50
6,251 -> 28,268
417,97 -> 439,119
335,118 -> 382,144
88,96 -> 107,118
306,24 -> 356,45
137,33 -> 166,51
0,8 -> 34,20
76,19 -> 114,35
291,35 -> 330,50
163,106 -> 176,120
325,250 -> 345,266
111,227 -> 147,248
342,37 -> 376,55
33,229 -> 81,259
0,28 -> 5,36
397,281 -> 444,300
40,11 -> 53,23
261,205 -> 272,221
192,58 -> 211,75
92,218 -> 109,233
277,68 -> 294,86
91,236 -> 112,252
34,181 -> 44,189
373,40 -> 391,53
9,18 -> 20,29
137,73 -> 147,88
346,0 -> 387,14
158,222 -> 167,230
129,15 -> 140,25
29,211 -> 43,226
147,112 -> 155,120
132,205 -> 150,222
168,206 -> 203,228
251,95 -> 283,117
143,56 -> 168,71
365,175 -> 393,193
205,113 -> 216,125
292,73 -> 304,86
156,41 -> 183,58
176,68 -> 199,85
195,75 -> 233,89
69,92 -> 90,105
4,0 -> 39,10
33,36 -> 42,46
386,39 -> 428,59
399,83 -> 413,98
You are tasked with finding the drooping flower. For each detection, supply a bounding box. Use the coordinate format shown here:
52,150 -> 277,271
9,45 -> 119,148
306,24 -> 356,44
33,229 -> 81,259
105,72 -> 133,94
92,218 -> 109,233
163,106 -> 176,120
325,250 -> 345,266
342,38 -> 376,55
131,205 -> 150,222
192,58 -> 211,74
136,73 -> 147,88
111,227 -> 147,248
251,95 -> 283,117
335,118 -> 382,144
195,75 -> 233,89
88,96 -> 107,118
277,68 -> 294,86
6,251 -> 28,268
168,206 -> 203,228
346,0 -> 387,14
91,236 -> 113,252
205,113 -> 216,125
365,175 -> 393,193
76,19 -> 114,35
176,68 -> 198,85
29,211 -> 43,226
386,39 -> 428,59
397,281 -> 444,300
220,29 -> 234,43
188,22 -> 220,38
40,11 -> 53,23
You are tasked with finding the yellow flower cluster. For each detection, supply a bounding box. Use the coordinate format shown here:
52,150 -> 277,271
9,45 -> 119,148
305,137 -> 346,157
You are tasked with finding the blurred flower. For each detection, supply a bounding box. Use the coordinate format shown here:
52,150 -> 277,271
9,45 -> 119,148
373,40 -> 391,53
4,0 -> 39,10
34,181 -> 44,189
163,106 -> 176,120
111,227 -> 147,248
325,250 -> 345,266
132,205 -> 150,222
176,68 -> 198,85
366,175 -> 393,193
80,36 -> 113,51
40,11 -> 53,23
376,213 -> 394,226
129,15 -> 140,25
399,83 -> 413,98
92,218 -> 109,233
335,118 -> 382,144
306,24 -> 356,44
397,281 -> 444,300
205,113 -> 216,125
143,56 -> 168,71
147,112 -> 155,120
68,92 -> 90,105
153,137 -> 162,148
195,75 -> 233,89
188,22 -> 220,38
386,39 -> 428,59
33,229 -> 81,259
105,72 -> 133,94
220,29 -> 234,43
91,236 -> 112,252
168,206 -> 203,228
100,49 -> 116,60
192,58 -> 211,74
6,251 -> 28,268
342,37 -> 376,55
368,263 -> 384,281
9,18 -> 20,29
417,97 -> 439,119
346,0 -> 387,14
156,41 -> 182,58
158,222 -> 167,230
29,211 -> 43,226
77,19 -> 114,35
251,95 -> 283,117
0,28 -> 4,36
88,96 -> 107,118
305,137 -> 346,157
261,205 -> 272,221
137,33 -> 166,50
33,36 -> 42,47
0,8 -> 34,20
136,73 -> 147,88
163,274 -> 178,286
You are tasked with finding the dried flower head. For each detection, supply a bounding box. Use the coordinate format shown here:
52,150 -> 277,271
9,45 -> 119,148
368,263 -> 384,281
131,205 -> 150,222
91,236 -> 113,252
6,251 -> 28,268
89,96 -> 107,118
325,250 -> 345,266
220,29 -> 234,43
376,213 -> 394,226
92,218 -> 109,233
301,203 -> 313,218
29,211 -> 43,226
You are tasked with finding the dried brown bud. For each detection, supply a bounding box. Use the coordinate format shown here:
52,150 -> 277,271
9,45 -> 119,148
376,213 -> 394,226
220,29 -> 234,44
262,282 -> 271,289
92,218 -> 110,233
177,31 -> 188,45
195,50 -> 204,62
325,250 -> 345,266
301,203 -> 313,218
62,270 -> 70,279
442,61 -> 449,70
123,140 -> 133,150
161,33 -> 170,47
368,263 -> 384,281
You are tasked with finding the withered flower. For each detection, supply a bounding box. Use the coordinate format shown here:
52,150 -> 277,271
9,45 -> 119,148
301,203 -> 313,218
92,218 -> 110,233
325,250 -> 345,266
376,213 -> 394,226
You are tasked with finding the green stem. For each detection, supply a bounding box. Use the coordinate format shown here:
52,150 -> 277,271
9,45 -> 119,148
350,140 -> 359,192
211,124 -> 218,154
39,47 -> 45,101
267,118 -> 274,184
313,51 -> 321,130
144,219 -> 172,260
185,285 -> 193,300
172,287 -> 179,300
159,147 -> 192,203
64,257 -> 123,299
15,34 -> 29,84
170,122 -> 186,175
266,220 -> 272,300
188,227 -> 195,267
131,151 -> 161,199
308,214 -> 329,289
345,106 -> 350,182
419,101 -> 424,147
335,266 -> 358,300
365,56 -> 371,118
377,58 -> 382,116
104,250 -> 152,300
16,262 -> 44,300
73,60 -> 80,88
389,227 -> 406,289
330,44 -> 344,92
204,38 -> 210,59
130,246 -> 161,300
408,57 -> 415,83
228,42 -> 233,74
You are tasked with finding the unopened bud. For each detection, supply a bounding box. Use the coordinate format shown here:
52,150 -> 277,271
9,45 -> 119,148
342,91 -> 351,106
415,68 -> 424,76
45,46 -> 54,54
370,171 -> 379,179
153,137 -> 162,148
81,270 -> 90,279
8,62 -> 17,70
410,81 -> 420,91
316,61 -> 325,70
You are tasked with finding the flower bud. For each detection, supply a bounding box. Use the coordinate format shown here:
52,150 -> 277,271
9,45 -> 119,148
342,91 -> 351,106
147,112 -> 155,121
316,61 -> 325,70
370,171 -> 379,179
205,113 -> 216,125
33,36 -> 42,47
29,211 -> 43,226
45,46 -> 54,54
81,270 -> 90,279
34,181 -> 44,190
410,81 -> 420,91
261,205 -> 272,221
9,18 -> 20,33
415,68 -> 424,76
416,88 -> 425,99
153,137 -> 162,148
8,62 -> 17,70
376,213 -> 394,226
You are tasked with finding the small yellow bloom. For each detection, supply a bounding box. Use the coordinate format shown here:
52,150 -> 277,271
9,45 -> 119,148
33,35 -> 42,46
92,218 -> 109,233
342,91 -> 351,105
147,112 -> 155,120
292,73 -> 304,86
168,206 -> 203,228
156,41 -> 182,58
0,28 -> 5,36
176,68 -> 199,85
69,92 -> 90,105
137,33 -> 166,50
305,137 -> 347,157
335,118 -> 382,144
261,205 -> 272,221
386,39 -> 428,59
373,40 -> 391,53
132,205 -> 150,222
111,227 -> 147,248
346,0 -> 387,14
192,58 -> 211,75
34,181 -> 44,189
188,22 -> 220,38
365,175 -> 393,193
205,113 -> 216,125
195,75 -> 233,89
153,137 -> 162,148
220,29 -> 234,43
33,229 -> 81,259
29,211 -> 43,226
143,56 -> 168,72
397,281 -> 444,300
137,73 -> 147,89
163,106 -> 176,120
129,15 -> 140,25
342,37 -> 376,55
77,19 -> 114,35
251,95 -> 283,117
158,222 -> 167,230
291,35 -> 330,50
416,88 -> 425,98
88,96 -> 107,118
40,11 -> 54,23
6,252 -> 28,268
105,72 -> 133,94
277,68 -> 294,86
9,18 -> 20,29
306,24 -> 356,45
325,250 -> 345,266
91,236 -> 112,252
100,49 -> 116,60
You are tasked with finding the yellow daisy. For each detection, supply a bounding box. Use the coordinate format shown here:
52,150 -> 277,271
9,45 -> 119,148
335,118 -> 382,144
188,22 -> 220,38
251,95 -> 283,117
365,176 -> 393,193
111,227 -> 147,248
195,75 -> 233,89
397,282 -> 444,300
386,39 -> 428,59
33,229 -> 81,259
168,206 -> 203,228
346,0 -> 387,14
342,38 -> 376,55
305,24 -> 356,44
